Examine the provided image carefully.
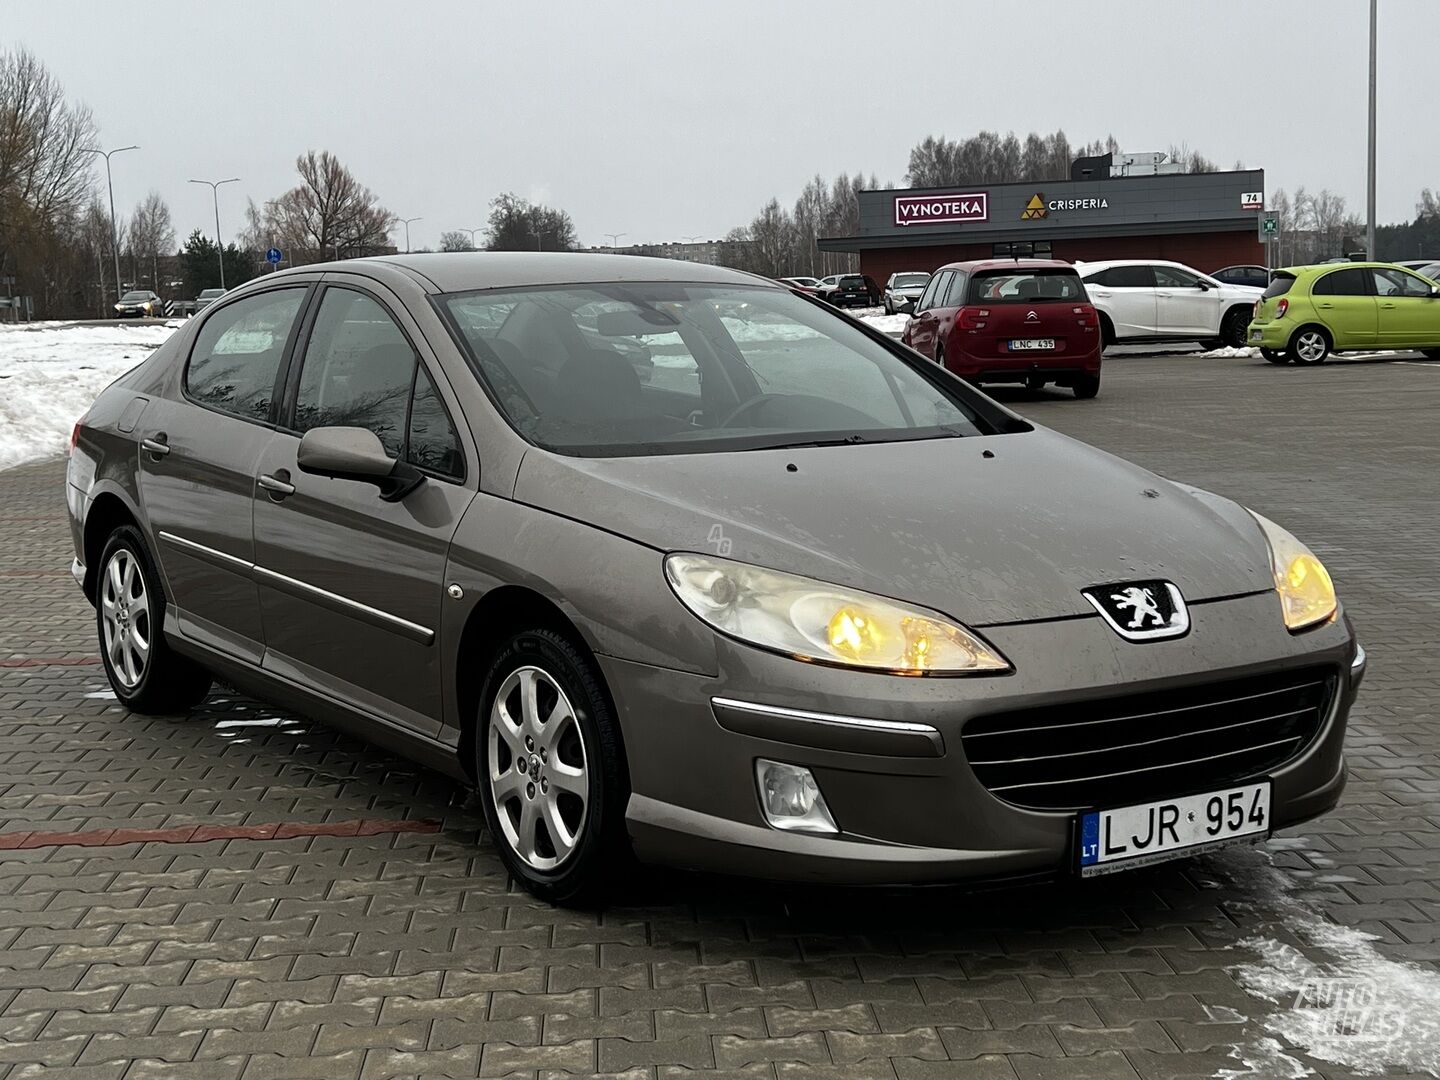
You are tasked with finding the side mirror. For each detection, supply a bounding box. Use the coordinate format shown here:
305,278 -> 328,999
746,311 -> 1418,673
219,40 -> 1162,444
1431,285 -> 1439,298
297,426 -> 425,502
1195,280 -> 1211,290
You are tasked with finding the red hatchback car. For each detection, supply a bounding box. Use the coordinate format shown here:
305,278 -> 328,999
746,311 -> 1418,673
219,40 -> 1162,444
901,259 -> 1103,398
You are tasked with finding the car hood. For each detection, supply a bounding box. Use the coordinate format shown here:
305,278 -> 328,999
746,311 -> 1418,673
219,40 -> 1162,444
513,429 -> 1273,625
1215,282 -> 1264,301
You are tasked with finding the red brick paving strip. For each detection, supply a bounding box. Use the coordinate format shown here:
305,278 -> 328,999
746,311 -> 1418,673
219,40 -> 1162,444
0,655 -> 103,667
0,818 -> 441,850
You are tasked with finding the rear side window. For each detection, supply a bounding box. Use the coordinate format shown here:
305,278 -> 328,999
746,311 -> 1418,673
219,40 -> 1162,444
1262,274 -> 1295,299
969,270 -> 1084,303
1311,269 -> 1370,296
926,270 -> 955,309
185,288 -> 306,424
1087,266 -> 1155,289
941,271 -> 968,306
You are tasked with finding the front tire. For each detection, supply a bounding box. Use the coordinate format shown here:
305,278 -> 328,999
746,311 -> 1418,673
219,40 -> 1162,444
476,628 -> 629,904
1261,347 -> 1288,364
96,527 -> 212,713
1287,326 -> 1331,365
1072,374 -> 1100,399
1221,307 -> 1251,349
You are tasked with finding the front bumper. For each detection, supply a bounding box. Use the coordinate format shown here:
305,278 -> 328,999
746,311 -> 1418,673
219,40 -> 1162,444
607,592 -> 1358,885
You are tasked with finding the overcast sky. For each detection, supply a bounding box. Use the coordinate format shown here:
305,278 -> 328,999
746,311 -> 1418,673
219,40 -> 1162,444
12,0 -> 1437,251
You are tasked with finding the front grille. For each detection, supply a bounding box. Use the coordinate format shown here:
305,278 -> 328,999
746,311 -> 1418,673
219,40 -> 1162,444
962,668 -> 1335,811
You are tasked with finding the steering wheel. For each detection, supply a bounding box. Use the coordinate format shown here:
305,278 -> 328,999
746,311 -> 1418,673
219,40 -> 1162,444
718,393 -> 787,428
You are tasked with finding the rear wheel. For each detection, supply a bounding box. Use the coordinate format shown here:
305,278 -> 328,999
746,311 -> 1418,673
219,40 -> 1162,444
1072,374 -> 1100,399
96,527 -> 212,714
1221,307 -> 1251,349
1198,338 -> 1224,351
1287,326 -> 1331,365
477,628 -> 630,904
1261,347 -> 1288,365
1098,313 -> 1116,350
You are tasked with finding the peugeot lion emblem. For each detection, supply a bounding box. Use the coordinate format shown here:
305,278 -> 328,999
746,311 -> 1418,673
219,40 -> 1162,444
1083,581 -> 1190,642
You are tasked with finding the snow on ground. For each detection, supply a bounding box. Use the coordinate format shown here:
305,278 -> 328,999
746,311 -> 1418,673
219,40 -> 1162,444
0,321 -> 180,471
1209,845 -> 1440,1078
1195,346 -> 1260,359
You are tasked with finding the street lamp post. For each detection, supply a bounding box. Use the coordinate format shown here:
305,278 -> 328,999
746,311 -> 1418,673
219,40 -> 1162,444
83,145 -> 139,303
188,177 -> 241,289
1366,0 -> 1377,260
603,232 -> 627,250
400,217 -> 422,254
681,234 -> 704,243
458,227 -> 483,250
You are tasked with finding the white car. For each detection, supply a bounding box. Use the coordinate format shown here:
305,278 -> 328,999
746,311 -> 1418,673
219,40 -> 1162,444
1075,260 -> 1263,350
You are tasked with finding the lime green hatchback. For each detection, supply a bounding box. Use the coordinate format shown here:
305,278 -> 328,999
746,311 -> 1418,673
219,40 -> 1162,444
1248,262 -> 1440,364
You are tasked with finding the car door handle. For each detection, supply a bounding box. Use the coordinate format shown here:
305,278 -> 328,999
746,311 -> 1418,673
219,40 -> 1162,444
1091,291 -> 1111,298
140,434 -> 170,458
1380,301 -> 1396,308
257,471 -> 296,498
1317,302 -> 1335,309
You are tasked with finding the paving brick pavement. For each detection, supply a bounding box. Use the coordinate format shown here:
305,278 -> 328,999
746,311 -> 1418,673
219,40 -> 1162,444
0,351 -> 1437,1079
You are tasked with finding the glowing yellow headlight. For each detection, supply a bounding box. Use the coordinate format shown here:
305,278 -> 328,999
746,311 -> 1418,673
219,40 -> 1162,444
1250,512 -> 1338,632
665,553 -> 1010,675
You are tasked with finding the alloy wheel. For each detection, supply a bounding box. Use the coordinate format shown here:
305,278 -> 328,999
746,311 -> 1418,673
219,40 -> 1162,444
486,665 -> 589,871
1296,331 -> 1328,363
100,548 -> 150,688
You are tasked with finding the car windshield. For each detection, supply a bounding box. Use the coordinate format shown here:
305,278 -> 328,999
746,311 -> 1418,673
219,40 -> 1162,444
893,274 -> 930,287
440,283 -> 991,456
120,291 -> 150,301
969,269 -> 1084,303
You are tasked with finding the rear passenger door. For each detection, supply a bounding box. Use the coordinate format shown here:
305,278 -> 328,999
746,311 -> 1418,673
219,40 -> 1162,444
1085,266 -> 1158,338
139,285 -> 310,664
1310,268 -> 1378,347
250,282 -> 475,735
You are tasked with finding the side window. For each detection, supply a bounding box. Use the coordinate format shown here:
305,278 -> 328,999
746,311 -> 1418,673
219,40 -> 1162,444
1313,269 -> 1369,296
915,275 -> 941,312
293,289 -> 415,456
185,289 -> 305,423
408,366 -> 464,480
1109,265 -> 1157,288
927,271 -> 954,310
1373,268 -> 1431,297
1154,266 -> 1201,288
942,271 -> 968,306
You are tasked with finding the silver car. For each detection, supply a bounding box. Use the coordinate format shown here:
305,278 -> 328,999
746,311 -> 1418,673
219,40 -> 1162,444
66,253 -> 1362,902
883,271 -> 931,314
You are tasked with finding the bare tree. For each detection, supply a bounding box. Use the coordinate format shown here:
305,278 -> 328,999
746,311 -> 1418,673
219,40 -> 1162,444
256,150 -> 396,261
439,230 -> 475,252
126,190 -> 173,292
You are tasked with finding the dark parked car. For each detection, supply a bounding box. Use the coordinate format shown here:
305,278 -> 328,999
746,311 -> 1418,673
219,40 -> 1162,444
113,290 -> 163,318
1210,265 -> 1271,289
903,259 -> 1103,397
194,288 -> 226,313
821,273 -> 879,308
882,271 -> 931,314
67,253 -> 1361,901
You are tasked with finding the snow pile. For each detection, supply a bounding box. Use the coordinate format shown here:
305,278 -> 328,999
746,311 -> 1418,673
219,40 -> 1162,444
0,321 -> 180,471
1195,346 -> 1260,359
1213,846 -> 1440,1078
859,313 -> 911,337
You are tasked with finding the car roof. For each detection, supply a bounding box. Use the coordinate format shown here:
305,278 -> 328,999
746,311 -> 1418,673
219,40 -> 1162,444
1277,261 -> 1404,275
1073,259 -> 1196,271
937,258 -> 1076,273
260,252 -> 777,294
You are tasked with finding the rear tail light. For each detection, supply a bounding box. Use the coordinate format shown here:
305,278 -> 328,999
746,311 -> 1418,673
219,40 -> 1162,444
958,307 -> 989,330
1276,298 -> 1289,318
1073,305 -> 1098,329
69,415 -> 85,455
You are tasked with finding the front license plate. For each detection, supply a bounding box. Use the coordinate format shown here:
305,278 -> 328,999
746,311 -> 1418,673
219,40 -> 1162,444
1077,781 -> 1270,877
1009,338 -> 1055,350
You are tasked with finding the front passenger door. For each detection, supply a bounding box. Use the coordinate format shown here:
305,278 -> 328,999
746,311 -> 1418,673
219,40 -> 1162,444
1153,265 -> 1222,336
1371,268 -> 1440,347
251,284 -> 474,735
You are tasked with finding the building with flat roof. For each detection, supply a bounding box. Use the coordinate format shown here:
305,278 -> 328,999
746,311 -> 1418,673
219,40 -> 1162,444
818,169 -> 1266,284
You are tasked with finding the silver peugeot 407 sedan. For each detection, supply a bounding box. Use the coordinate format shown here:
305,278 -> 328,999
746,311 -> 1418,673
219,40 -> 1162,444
66,253 -> 1364,902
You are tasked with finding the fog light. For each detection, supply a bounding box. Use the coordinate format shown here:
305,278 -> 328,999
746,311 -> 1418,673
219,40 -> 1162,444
756,759 -> 837,834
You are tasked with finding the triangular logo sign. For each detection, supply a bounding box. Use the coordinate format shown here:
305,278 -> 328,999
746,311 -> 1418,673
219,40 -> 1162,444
1021,194 -> 1047,220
